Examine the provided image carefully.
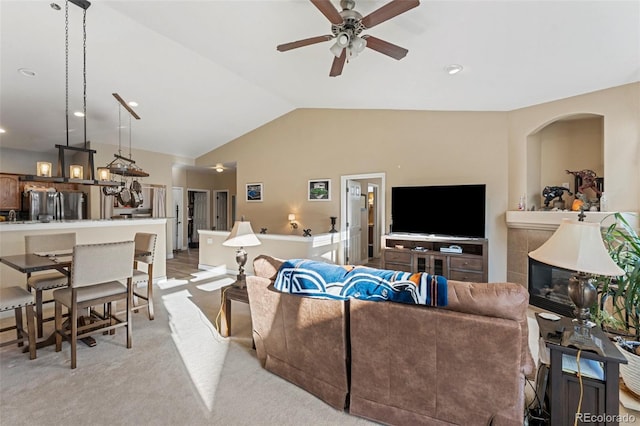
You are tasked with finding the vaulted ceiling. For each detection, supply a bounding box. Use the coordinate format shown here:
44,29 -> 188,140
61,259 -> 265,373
1,0 -> 638,160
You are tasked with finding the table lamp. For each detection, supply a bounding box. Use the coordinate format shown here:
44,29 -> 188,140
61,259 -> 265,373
528,216 -> 623,355
223,220 -> 261,288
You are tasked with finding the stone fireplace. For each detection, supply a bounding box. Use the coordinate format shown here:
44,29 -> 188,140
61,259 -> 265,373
528,257 -> 574,317
505,211 -> 634,311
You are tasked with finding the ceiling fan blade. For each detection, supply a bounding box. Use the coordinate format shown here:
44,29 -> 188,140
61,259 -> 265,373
329,49 -> 347,77
361,0 -> 420,29
362,35 -> 408,60
310,0 -> 344,25
277,35 -> 334,52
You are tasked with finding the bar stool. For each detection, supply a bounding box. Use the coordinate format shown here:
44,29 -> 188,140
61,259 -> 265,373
25,232 -> 76,337
0,286 -> 37,360
131,233 -> 157,320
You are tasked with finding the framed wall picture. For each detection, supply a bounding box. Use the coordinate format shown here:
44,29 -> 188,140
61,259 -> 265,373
246,183 -> 263,202
308,179 -> 330,201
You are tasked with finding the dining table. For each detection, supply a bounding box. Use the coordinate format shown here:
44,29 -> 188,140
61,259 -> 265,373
0,247 -> 152,350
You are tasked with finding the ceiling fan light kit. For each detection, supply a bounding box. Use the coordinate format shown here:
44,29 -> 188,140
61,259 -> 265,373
277,0 -> 420,77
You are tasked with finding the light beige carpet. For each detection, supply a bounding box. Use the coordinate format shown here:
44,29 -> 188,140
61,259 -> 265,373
0,277 -> 373,426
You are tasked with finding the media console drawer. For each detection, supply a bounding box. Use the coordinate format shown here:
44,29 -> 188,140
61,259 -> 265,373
449,256 -> 483,271
381,235 -> 488,282
384,250 -> 412,263
448,269 -> 484,282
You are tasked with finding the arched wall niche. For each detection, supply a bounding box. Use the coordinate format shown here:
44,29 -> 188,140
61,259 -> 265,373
525,113 -> 604,211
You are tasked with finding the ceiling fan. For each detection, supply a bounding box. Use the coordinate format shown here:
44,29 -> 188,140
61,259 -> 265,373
277,0 -> 420,77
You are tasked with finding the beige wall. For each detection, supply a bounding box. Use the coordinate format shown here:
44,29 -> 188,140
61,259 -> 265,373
508,82 -> 640,214
536,116 -> 603,209
195,83 -> 639,282
2,83 -> 638,282
196,108 -> 510,280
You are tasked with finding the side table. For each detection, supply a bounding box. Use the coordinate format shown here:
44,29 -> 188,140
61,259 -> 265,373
536,313 -> 627,426
220,284 -> 249,338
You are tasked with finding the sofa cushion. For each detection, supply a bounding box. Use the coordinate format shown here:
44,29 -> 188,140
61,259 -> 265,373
274,258 -> 448,306
446,280 -> 535,378
349,298 -> 526,425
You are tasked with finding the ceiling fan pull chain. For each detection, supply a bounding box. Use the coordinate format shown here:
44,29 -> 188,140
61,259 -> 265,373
128,113 -> 132,159
118,104 -> 122,157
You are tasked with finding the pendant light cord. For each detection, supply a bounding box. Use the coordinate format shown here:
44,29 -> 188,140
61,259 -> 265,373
64,1 -> 88,148
65,1 -> 69,147
82,7 -> 87,148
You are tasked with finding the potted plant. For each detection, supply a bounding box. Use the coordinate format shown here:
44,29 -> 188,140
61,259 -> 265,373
594,212 -> 640,396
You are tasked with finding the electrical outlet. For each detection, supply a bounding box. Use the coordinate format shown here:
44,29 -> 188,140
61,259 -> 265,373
562,182 -> 570,189
207,238 -> 213,245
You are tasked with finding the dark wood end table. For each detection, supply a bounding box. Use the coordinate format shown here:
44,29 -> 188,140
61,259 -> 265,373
536,313 -> 627,426
220,284 -> 249,338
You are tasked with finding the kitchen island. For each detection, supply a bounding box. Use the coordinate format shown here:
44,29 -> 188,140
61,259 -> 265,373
0,218 -> 167,290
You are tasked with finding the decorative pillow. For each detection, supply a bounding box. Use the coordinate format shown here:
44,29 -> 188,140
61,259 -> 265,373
274,258 -> 447,307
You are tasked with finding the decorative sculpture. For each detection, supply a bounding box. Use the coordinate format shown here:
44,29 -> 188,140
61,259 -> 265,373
566,169 -> 602,196
260,228 -> 267,234
542,186 -> 573,208
303,229 -> 312,237
329,216 -> 338,233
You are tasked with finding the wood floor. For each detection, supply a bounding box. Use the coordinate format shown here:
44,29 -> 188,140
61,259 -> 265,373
166,249 -> 381,280
166,248 -> 201,279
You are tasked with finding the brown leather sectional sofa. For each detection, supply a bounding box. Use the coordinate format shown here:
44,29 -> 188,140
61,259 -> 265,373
246,255 -> 535,425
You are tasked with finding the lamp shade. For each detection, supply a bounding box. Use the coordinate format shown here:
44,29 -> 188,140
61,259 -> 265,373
223,221 -> 261,248
528,219 -> 623,277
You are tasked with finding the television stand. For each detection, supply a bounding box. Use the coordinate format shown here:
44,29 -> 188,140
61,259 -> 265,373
381,234 -> 488,282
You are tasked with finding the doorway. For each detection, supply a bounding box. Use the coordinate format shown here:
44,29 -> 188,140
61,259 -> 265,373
340,172 -> 386,266
187,189 -> 210,248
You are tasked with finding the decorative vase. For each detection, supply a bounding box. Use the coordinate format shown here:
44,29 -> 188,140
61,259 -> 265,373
329,216 -> 337,233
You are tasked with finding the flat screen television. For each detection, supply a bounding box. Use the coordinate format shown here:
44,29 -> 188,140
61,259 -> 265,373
391,184 -> 486,238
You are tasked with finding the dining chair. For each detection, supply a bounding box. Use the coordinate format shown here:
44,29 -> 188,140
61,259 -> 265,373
131,232 -> 157,320
24,232 -> 76,338
0,286 -> 37,360
54,240 -> 134,369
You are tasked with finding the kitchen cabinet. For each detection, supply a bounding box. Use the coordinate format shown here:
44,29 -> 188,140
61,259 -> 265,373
0,174 -> 20,211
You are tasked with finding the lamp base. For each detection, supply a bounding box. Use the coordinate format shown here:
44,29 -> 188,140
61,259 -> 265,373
233,248 -> 248,289
561,324 -> 605,356
233,272 -> 246,289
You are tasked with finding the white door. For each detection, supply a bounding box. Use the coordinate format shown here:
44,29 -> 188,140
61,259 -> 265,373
192,191 -> 208,243
369,184 -> 381,258
172,187 -> 184,251
214,190 -> 229,230
346,179 -> 363,265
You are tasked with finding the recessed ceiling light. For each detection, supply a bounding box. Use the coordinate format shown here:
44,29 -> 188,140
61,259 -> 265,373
50,3 -> 61,11
444,64 -> 463,75
18,68 -> 37,77
128,101 -> 138,107
74,111 -> 85,117
0,128 -> 6,134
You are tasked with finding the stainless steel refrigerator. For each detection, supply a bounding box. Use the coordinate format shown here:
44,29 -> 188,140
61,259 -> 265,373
24,190 -> 86,221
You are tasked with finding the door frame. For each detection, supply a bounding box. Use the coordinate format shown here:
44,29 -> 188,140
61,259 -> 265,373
340,172 -> 386,264
187,188 -> 211,246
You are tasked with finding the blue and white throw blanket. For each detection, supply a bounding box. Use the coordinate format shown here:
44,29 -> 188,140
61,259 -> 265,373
274,259 -> 447,307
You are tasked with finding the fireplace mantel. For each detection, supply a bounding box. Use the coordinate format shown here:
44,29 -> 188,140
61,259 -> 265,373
505,211 -> 637,231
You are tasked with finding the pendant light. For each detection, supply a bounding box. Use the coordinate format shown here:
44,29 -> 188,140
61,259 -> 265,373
54,0 -> 97,181
103,93 -> 149,178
